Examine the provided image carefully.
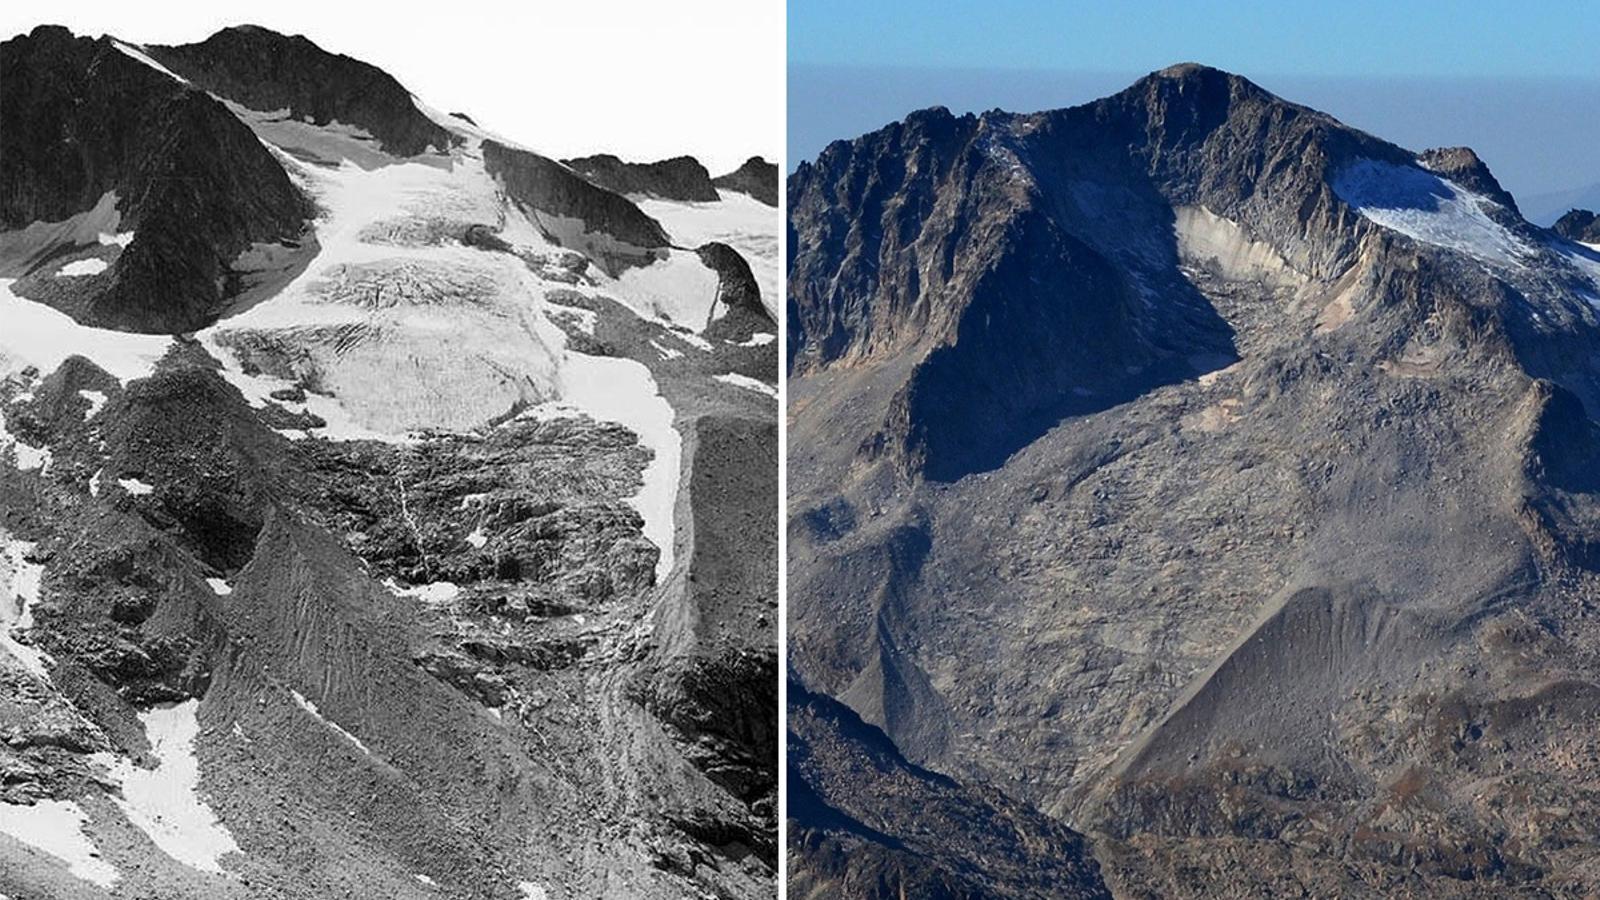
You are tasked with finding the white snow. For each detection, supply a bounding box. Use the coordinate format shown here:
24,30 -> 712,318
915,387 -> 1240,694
385,578 -> 461,604
111,41 -> 189,84
117,478 -> 154,496
606,249 -> 722,328
98,231 -> 135,248
0,278 -> 172,384
648,339 -> 683,360
89,469 -> 103,497
57,257 -> 107,277
1557,241 -> 1600,306
96,700 -> 241,874
78,390 -> 108,418
560,352 -> 680,582
0,799 -> 120,888
0,407 -> 51,472
465,526 -> 488,549
290,690 -> 374,756
205,578 -> 232,596
518,882 -> 550,900
670,329 -> 714,352
1333,159 -> 1530,267
416,873 -> 437,886
198,142 -> 566,439
733,332 -> 776,347
1,538 -> 50,680
634,190 -> 780,318
714,373 -> 778,399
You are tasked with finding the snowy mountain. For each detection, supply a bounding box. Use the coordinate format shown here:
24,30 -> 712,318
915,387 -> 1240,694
0,23 -> 776,900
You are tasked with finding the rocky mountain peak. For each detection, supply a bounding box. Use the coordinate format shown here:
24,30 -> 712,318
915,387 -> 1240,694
561,153 -> 720,202
712,156 -> 779,206
1554,208 -> 1600,242
1419,145 -> 1521,212
146,25 -> 455,157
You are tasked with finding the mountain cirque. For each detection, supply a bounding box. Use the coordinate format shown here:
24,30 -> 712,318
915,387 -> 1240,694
0,22 -> 776,900
787,64 -> 1600,896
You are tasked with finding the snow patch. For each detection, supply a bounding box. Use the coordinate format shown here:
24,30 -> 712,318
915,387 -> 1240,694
1333,159 -> 1530,266
0,799 -> 119,887
670,330 -> 714,352
1,539 -> 50,680
465,526 -> 488,549
111,41 -> 189,84
97,700 -> 241,874
0,407 -> 51,472
648,339 -> 683,360
518,883 -> 550,900
634,191 -> 780,317
385,578 -> 460,604
98,231 -> 135,248
78,390 -> 108,418
0,279 -> 172,384
714,373 -> 778,399
206,578 -> 232,596
290,690 -> 374,756
605,249 -> 721,329
117,478 -> 154,496
57,257 -> 107,277
560,353 -> 680,582
733,332 -> 776,347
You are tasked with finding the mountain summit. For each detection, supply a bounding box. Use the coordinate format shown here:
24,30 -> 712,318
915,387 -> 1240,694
1,23 -> 777,900
788,64 -> 1600,896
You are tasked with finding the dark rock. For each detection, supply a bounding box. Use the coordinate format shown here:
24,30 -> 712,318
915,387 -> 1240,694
562,154 -> 719,202
713,156 -> 779,206
147,25 -> 455,157
0,26 -> 312,332
482,140 -> 669,275
1553,208 -> 1600,243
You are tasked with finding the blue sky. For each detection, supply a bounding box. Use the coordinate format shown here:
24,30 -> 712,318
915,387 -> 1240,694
790,0 -> 1600,79
789,2 -> 1600,220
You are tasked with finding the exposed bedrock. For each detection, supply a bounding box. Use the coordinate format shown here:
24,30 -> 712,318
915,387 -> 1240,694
713,157 -> 779,207
562,154 -> 719,202
1,26 -> 312,333
147,25 -> 455,157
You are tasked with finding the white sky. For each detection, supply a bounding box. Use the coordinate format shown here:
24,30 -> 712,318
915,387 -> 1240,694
1,1 -> 781,174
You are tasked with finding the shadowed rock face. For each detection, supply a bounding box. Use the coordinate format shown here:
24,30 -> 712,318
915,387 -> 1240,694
482,140 -> 669,272
147,25 -> 454,157
1554,208 -> 1600,243
789,63 -> 1600,897
1,25 -> 312,332
788,679 -> 1111,900
562,154 -> 720,202
713,157 -> 779,207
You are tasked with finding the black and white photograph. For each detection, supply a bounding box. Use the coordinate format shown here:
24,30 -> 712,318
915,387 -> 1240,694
0,2 -> 778,897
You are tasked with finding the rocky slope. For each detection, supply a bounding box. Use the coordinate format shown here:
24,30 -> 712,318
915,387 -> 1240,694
1,22 -> 777,900
1553,208 -> 1600,243
712,158 -> 779,207
562,155 -> 721,203
0,26 -> 313,333
788,678 -> 1110,899
788,63 -> 1600,896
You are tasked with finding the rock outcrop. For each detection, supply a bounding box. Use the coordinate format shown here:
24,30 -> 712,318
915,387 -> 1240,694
147,25 -> 454,157
788,63 -> 1600,897
562,154 -> 720,202
1554,208 -> 1600,243
714,157 -> 779,206
1,25 -> 312,333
